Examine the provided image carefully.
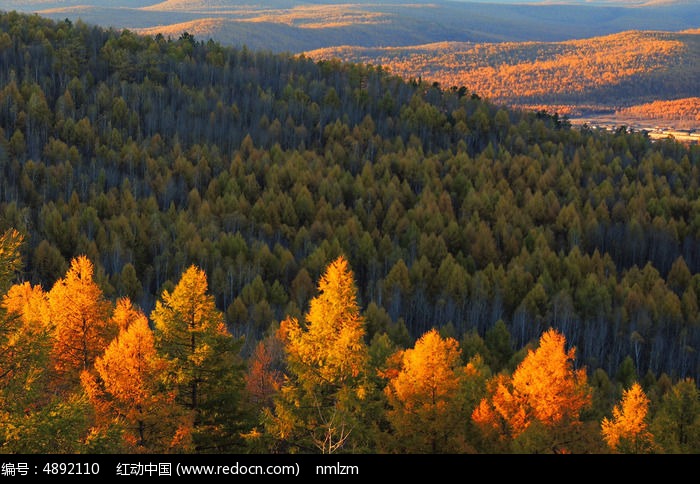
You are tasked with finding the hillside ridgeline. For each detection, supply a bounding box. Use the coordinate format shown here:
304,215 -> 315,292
305,30 -> 700,127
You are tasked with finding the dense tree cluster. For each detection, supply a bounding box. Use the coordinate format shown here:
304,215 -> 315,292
0,11 -> 700,453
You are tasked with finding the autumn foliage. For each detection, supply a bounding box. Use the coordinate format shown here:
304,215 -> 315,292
269,255 -> 372,453
81,301 -> 185,453
48,256 -> 117,391
472,328 -> 591,452
601,382 -> 654,453
1,11 -> 700,456
279,255 -> 368,383
383,328 -> 473,453
305,30 -> 699,121
1,245 -> 700,454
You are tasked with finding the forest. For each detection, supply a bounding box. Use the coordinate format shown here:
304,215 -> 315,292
305,30 -> 700,120
1,10 -> 700,453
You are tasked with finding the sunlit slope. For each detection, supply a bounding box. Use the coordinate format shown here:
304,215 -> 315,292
617,97 -> 700,122
305,30 -> 700,116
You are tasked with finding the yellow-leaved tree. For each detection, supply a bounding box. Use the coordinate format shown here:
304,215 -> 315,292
1,280 -> 54,452
266,255 -> 374,453
601,382 -> 654,453
472,327 -> 592,453
3,250 -> 104,453
0,229 -> 41,449
1,282 -> 51,412
244,332 -> 284,410
383,328 -> 481,453
82,298 -> 190,453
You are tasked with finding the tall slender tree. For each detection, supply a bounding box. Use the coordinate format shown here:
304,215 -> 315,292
1,281 -> 53,451
48,255 -> 116,393
150,265 -> 248,452
266,255 -> 374,453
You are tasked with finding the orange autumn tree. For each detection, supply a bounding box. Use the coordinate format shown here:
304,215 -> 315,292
241,331 -> 286,453
472,328 -> 592,453
245,332 -> 285,410
383,328 -> 477,453
48,255 -> 116,393
266,255 -> 373,453
2,248 -> 103,453
1,281 -> 52,441
82,298 -> 190,453
0,229 -> 32,405
151,265 -> 248,453
601,382 -> 654,454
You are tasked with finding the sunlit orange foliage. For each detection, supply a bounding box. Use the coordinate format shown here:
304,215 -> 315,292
472,328 -> 591,448
110,297 -> 146,332
134,19 -> 226,41
48,255 -> 116,389
601,382 -> 654,453
1,282 -> 50,394
82,305 -> 189,453
305,30 -> 695,114
384,328 -> 471,452
617,98 -> 700,122
385,329 -> 462,412
3,282 -> 50,329
245,334 -> 284,409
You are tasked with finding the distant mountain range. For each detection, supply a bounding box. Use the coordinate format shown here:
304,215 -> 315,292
1,1 -> 697,52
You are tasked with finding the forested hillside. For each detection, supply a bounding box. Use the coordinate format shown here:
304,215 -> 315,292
305,30 -> 700,120
1,11 -> 700,454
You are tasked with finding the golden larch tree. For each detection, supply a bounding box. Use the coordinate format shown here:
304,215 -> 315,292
268,255 -> 373,453
472,328 -> 592,453
601,382 -> 654,453
82,298 -> 190,453
1,282 -> 51,415
110,296 -> 145,332
384,328 -> 473,453
48,255 -> 116,392
151,264 -> 247,452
